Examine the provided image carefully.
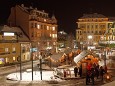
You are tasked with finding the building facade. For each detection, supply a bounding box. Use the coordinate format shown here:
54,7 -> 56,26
76,13 -> 115,48
0,25 -> 30,65
8,4 -> 58,53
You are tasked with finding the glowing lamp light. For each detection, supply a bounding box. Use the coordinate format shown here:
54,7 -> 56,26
106,75 -> 110,80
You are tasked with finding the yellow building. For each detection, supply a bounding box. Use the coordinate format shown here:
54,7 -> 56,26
76,13 -> 115,48
0,25 -> 30,65
8,4 -> 58,52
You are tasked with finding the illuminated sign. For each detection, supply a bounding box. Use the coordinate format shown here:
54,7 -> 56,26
0,58 -> 4,64
3,32 -> 14,36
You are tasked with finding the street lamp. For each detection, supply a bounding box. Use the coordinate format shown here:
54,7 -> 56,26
88,35 -> 93,45
80,42 -> 83,50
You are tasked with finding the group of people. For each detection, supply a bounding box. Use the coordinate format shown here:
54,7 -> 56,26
86,63 -> 106,85
74,65 -> 82,77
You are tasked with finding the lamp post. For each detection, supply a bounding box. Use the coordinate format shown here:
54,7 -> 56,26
31,42 -> 34,80
16,33 -> 22,80
39,52 -> 42,80
103,49 -> 107,72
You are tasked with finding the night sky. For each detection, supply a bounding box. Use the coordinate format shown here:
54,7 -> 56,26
0,0 -> 115,35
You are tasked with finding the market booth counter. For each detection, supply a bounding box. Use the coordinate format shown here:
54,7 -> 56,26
53,65 -> 79,80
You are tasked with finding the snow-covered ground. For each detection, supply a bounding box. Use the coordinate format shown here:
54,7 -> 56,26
6,69 -> 62,81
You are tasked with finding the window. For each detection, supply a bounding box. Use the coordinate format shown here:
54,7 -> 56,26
44,19 -> 46,22
37,24 -> 40,29
95,31 -> 98,34
5,48 -> 8,52
31,33 -> 34,37
95,24 -> 98,29
12,47 -> 16,53
52,34 -> 55,38
53,42 -> 56,45
12,47 -> 15,51
52,27 -> 55,31
13,57 -> 16,61
91,25 -> 93,29
35,23 -> 37,28
31,23 -> 34,28
47,26 -> 49,30
5,58 -> 9,63
87,25 -> 89,29
50,34 -> 51,37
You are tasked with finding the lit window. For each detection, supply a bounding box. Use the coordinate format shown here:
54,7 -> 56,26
52,34 -> 55,38
12,47 -> 15,51
50,34 -> 51,37
5,48 -> 8,52
13,57 -> 16,61
47,26 -> 49,30
5,58 -> 8,63
44,19 -> 46,22
52,27 -> 55,31
37,24 -> 40,29
53,42 -> 56,45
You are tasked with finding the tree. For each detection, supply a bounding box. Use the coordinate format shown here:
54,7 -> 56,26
66,33 -> 75,49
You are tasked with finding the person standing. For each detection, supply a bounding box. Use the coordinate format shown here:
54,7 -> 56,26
95,64 -> 99,79
100,66 -> 105,81
79,65 -> 82,77
86,70 -> 91,85
74,66 -> 78,77
64,69 -> 66,78
90,67 -> 95,85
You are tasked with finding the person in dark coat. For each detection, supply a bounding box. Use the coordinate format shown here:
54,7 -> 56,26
79,65 -> 82,77
90,67 -> 95,85
95,64 -> 99,79
74,66 -> 78,77
100,66 -> 105,81
86,70 -> 91,85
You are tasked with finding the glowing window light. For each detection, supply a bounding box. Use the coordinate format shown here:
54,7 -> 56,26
5,48 -> 8,52
52,34 -> 55,38
53,42 -> 56,45
44,19 -> 46,22
6,58 -> 8,63
13,57 -> 16,61
37,25 -> 40,29
50,34 -> 51,37
47,26 -> 49,30
52,27 -> 55,31
12,47 -> 16,51
88,35 -> 92,39
4,32 -> 14,36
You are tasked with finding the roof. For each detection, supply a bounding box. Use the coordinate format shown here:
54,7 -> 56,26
0,25 -> 30,42
74,50 -> 89,63
80,13 -> 106,19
